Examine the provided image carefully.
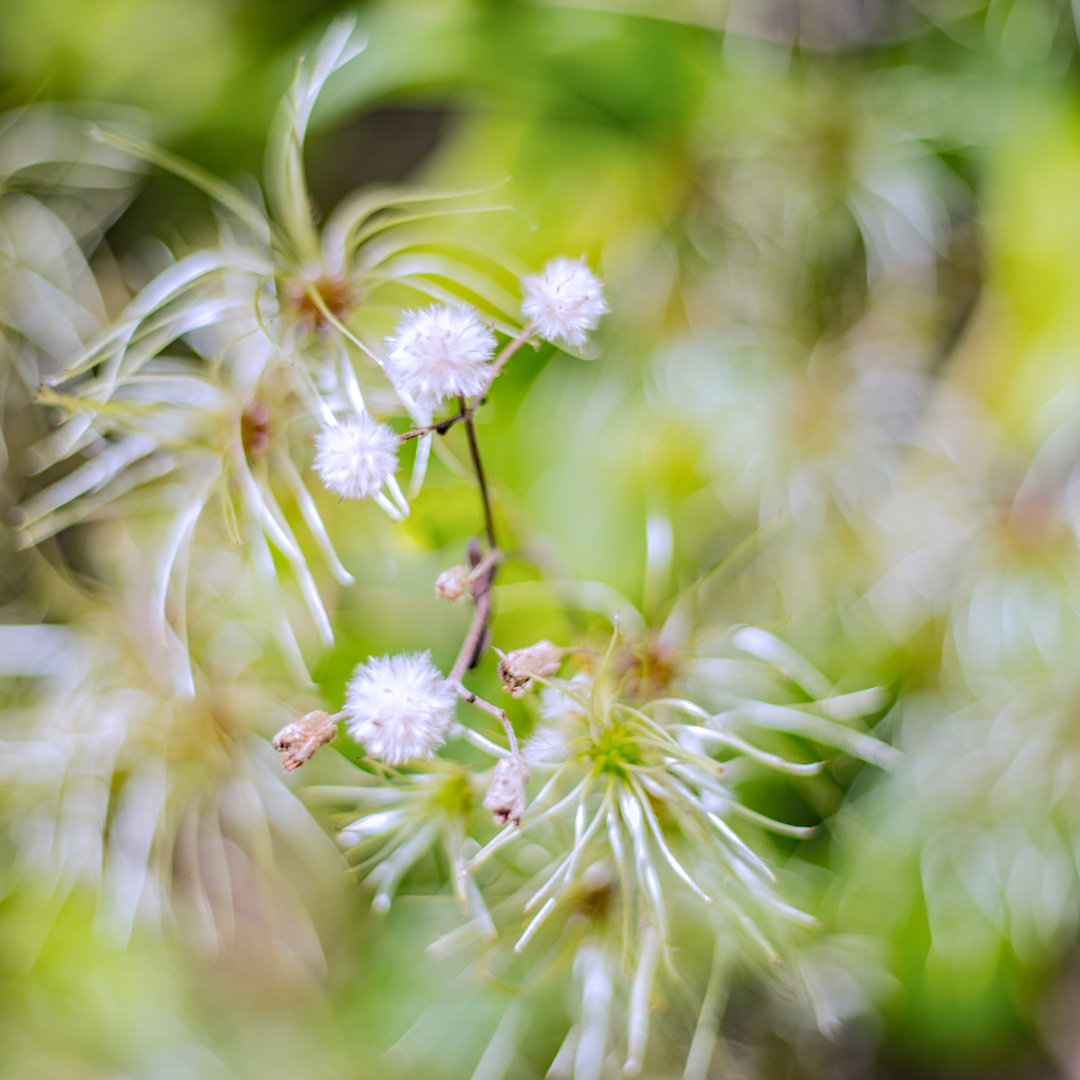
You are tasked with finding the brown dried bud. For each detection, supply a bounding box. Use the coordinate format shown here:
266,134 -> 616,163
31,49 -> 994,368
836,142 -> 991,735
483,754 -> 531,826
497,640 -> 562,697
435,564 -> 471,602
272,710 -> 338,771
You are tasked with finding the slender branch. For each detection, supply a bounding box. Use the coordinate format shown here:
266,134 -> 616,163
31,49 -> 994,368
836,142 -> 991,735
460,394 -> 497,550
397,324 -> 534,443
450,586 -> 492,682
483,322 -> 534,390
468,546 -> 502,582
440,331 -> 536,759
452,681 -> 520,756
398,409 -> 469,442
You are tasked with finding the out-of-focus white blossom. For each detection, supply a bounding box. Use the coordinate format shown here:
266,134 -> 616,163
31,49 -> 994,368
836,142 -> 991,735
331,764 -> 490,919
313,413 -> 398,501
521,256 -> 607,347
383,304 -> 495,405
345,652 -> 456,765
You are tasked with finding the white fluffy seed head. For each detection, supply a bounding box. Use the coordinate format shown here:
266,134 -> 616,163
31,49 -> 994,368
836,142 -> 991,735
521,256 -> 608,347
345,652 -> 456,765
384,304 -> 496,405
314,414 -> 398,500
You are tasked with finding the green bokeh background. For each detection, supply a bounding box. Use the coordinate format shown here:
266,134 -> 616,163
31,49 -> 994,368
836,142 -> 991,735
5,1 -> 1080,1077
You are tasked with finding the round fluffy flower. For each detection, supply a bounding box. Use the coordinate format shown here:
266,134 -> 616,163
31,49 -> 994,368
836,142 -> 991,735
383,304 -> 496,404
314,414 -> 398,500
344,652 -> 456,765
521,256 -> 608,347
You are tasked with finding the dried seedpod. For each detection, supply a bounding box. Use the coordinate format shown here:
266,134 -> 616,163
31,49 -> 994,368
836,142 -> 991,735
498,640 -> 563,697
483,754 -> 531,825
272,710 -> 339,771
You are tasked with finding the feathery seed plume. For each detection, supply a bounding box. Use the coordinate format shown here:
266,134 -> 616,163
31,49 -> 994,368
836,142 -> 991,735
345,652 -> 456,765
384,304 -> 496,405
314,414 -> 398,500
521,257 -> 607,347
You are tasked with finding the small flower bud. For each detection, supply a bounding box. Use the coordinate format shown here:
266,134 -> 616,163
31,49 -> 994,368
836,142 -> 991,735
435,564 -> 471,601
483,754 -> 530,826
498,640 -> 562,697
272,710 -> 338,771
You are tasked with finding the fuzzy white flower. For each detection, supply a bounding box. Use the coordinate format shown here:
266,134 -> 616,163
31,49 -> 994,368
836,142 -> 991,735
521,256 -> 608,347
313,414 -> 398,500
345,652 -> 456,765
383,304 -> 496,405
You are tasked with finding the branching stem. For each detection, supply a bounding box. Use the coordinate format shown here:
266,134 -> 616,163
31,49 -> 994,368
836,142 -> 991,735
397,324 -> 534,443
452,681 -> 519,756
420,326 -> 536,755
460,394 -> 497,551
450,583 -> 492,681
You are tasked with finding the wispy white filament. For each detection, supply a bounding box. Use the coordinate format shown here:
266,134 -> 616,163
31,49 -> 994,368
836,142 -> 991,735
573,943 -> 614,1080
624,925 -> 662,1076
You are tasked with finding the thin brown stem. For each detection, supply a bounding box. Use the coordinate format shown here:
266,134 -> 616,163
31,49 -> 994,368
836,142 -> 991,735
484,322 -> 534,389
450,587 -> 492,682
468,546 -> 502,582
398,410 -> 468,442
452,681 -> 520,756
442,330 -> 533,757
397,324 -> 534,443
460,394 -> 497,551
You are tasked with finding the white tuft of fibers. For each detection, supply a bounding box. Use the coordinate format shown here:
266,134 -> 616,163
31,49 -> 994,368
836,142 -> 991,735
521,256 -> 607,347
314,414 -> 398,500
345,652 -> 456,765
384,304 -> 496,405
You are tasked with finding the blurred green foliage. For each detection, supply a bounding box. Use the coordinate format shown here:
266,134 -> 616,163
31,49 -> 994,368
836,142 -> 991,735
7,1 -> 1080,1078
